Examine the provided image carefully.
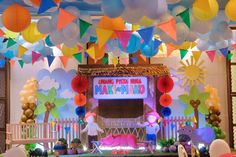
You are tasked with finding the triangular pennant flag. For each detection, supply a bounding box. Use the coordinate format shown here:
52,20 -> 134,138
84,52 -> 89,58
157,18 -> 177,41
102,57 -> 108,64
192,116 -> 197,123
3,50 -> 14,59
73,53 -> 82,63
9,60 -> 15,67
59,56 -> 69,68
132,24 -> 140,31
232,44 -> 236,50
177,8 -> 190,28
166,43 -> 177,57
86,46 -> 95,59
191,42 -> 197,48
77,44 -> 83,52
96,27 -> 113,48
219,47 -> 228,58
112,57 -> 118,67
180,49 -> 188,59
115,30 -> 133,51
218,55 -> 223,62
153,39 -> 162,51
89,36 -> 97,42
140,54 -> 147,62
206,50 -> 216,62
0,59 -> 6,68
79,19 -> 92,38
137,26 -> 154,44
192,51 -> 202,62
18,60 -> 24,68
32,51 -> 41,64
0,29 -> 5,37
38,0 -> 57,14
7,38 -> 16,48
132,57 -> 137,64
57,8 -> 77,31
18,45 -> 28,58
228,53 -> 233,60
47,55 -> 55,67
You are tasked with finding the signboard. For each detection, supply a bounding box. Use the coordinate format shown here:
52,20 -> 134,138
93,77 -> 148,99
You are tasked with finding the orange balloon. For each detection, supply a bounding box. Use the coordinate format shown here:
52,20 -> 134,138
74,93 -> 87,106
2,3 -> 31,32
30,0 -> 61,6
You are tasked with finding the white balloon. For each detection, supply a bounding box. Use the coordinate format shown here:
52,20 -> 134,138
122,0 -> 146,9
144,0 -> 168,19
176,22 -> 189,42
190,14 -> 213,34
186,31 -> 197,42
121,8 -> 143,24
209,139 -> 231,157
216,40 -> 228,49
37,18 -> 53,34
197,39 -> 210,51
209,32 -> 223,43
50,31 -> 64,45
62,23 -> 80,40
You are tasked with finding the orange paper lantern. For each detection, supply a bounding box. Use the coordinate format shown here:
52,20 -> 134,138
159,93 -> 172,107
30,0 -> 61,6
74,93 -> 87,106
2,3 -> 31,32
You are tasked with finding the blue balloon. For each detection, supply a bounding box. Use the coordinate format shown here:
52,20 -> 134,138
161,107 -> 171,117
101,0 -> 125,18
75,106 -> 86,117
140,39 -> 162,58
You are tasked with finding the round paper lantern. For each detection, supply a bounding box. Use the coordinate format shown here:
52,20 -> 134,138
71,76 -> 89,93
161,107 -> 171,117
2,3 -> 31,32
22,22 -> 46,43
74,93 -> 87,106
75,106 -> 86,117
157,76 -> 174,93
192,0 -> 219,21
159,93 -> 172,107
30,0 -> 61,6
225,0 -> 236,21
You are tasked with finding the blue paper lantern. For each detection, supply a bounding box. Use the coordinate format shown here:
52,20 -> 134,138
75,106 -> 86,117
140,39 -> 162,58
101,0 -> 125,18
161,107 -> 171,117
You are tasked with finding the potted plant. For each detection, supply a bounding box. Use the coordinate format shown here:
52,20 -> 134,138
54,138 -> 67,155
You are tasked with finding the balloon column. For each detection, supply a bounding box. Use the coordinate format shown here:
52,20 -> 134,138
19,78 -> 38,124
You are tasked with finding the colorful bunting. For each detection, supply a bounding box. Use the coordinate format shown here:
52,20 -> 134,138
123,58 -> 129,64
137,26 -> 154,44
77,44 -> 83,52
166,43 -> 177,57
18,60 -> 24,68
171,123 -> 176,129
89,36 -> 97,42
232,44 -> 236,50
115,30 -> 133,51
32,51 -> 41,64
180,49 -> 188,59
192,51 -> 202,62
73,53 -> 82,63
84,52 -> 89,58
78,119 -> 84,125
112,57 -> 119,67
206,50 -> 216,62
79,19 -> 92,38
177,8 -> 190,28
9,60 -> 15,67
192,116 -> 197,123
38,0 -> 57,14
157,18 -> 177,41
0,59 -> 6,68
86,46 -> 95,59
140,54 -> 147,62
47,55 -> 55,67
59,56 -> 69,68
132,57 -> 137,64
3,50 -> 14,59
7,38 -> 16,48
132,24 -> 139,31
57,8 -> 77,31
228,53 -> 233,60
0,29 -> 5,37
96,27 -> 113,48
18,45 -> 28,58
219,47 -> 229,58
102,57 -> 108,64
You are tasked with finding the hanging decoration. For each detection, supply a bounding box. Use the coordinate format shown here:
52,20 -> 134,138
157,76 -> 174,93
71,76 -> 89,93
74,93 -> 87,106
159,93 -> 172,107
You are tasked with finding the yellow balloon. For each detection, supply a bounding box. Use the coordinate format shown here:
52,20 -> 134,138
62,44 -> 78,57
192,0 -> 219,21
21,22 -> 46,43
225,0 -> 236,21
5,29 -> 19,38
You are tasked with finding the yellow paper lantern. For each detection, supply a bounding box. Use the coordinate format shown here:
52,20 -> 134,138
225,0 -> 236,21
22,22 -> 46,43
62,44 -> 78,57
192,0 -> 219,21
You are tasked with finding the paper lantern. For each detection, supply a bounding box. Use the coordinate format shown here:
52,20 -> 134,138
161,107 -> 171,117
71,76 -> 89,93
30,0 -> 61,6
74,93 -> 87,106
159,93 -> 172,107
225,0 -> 236,21
2,3 -> 31,32
192,0 -> 219,21
22,22 -> 46,43
75,106 -> 86,117
157,76 -> 174,93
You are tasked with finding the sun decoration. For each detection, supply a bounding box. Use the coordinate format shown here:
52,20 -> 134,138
177,56 -> 206,87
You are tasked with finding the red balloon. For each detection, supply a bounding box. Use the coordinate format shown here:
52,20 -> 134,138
157,76 -> 174,93
74,93 -> 87,106
159,93 -> 172,107
71,76 -> 89,93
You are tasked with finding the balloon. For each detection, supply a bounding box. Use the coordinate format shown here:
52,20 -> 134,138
140,39 -> 161,58
2,3 -> 31,32
190,15 -> 213,34
74,93 -> 87,106
62,23 -> 80,41
71,76 -> 89,93
65,6 -> 80,17
209,32 -> 223,43
21,54 -> 32,64
216,40 -> 228,49
160,94 -> 172,107
144,0 -> 168,19
121,7 -> 143,24
225,0 -> 236,21
209,139 -> 231,157
101,0 -> 125,18
49,31 -> 64,45
64,38 -> 78,48
186,31 -> 197,42
22,22 -> 46,43
197,40 -> 210,51
37,18 -> 53,34
157,76 -> 174,93
62,44 -> 78,56
192,0 -> 219,21
175,22 -> 189,44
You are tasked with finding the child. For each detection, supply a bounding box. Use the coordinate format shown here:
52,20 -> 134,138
81,112 -> 104,150
138,111 -> 161,150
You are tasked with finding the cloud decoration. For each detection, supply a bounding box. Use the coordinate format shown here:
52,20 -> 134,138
38,76 -> 60,91
60,89 -> 75,99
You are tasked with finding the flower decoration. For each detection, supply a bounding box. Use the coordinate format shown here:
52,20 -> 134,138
161,107 -> 171,117
159,93 -> 172,107
157,76 -> 174,93
71,76 -> 89,93
74,93 -> 87,106
75,106 -> 86,117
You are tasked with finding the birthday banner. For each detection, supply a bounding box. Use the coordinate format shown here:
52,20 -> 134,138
93,77 -> 148,99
